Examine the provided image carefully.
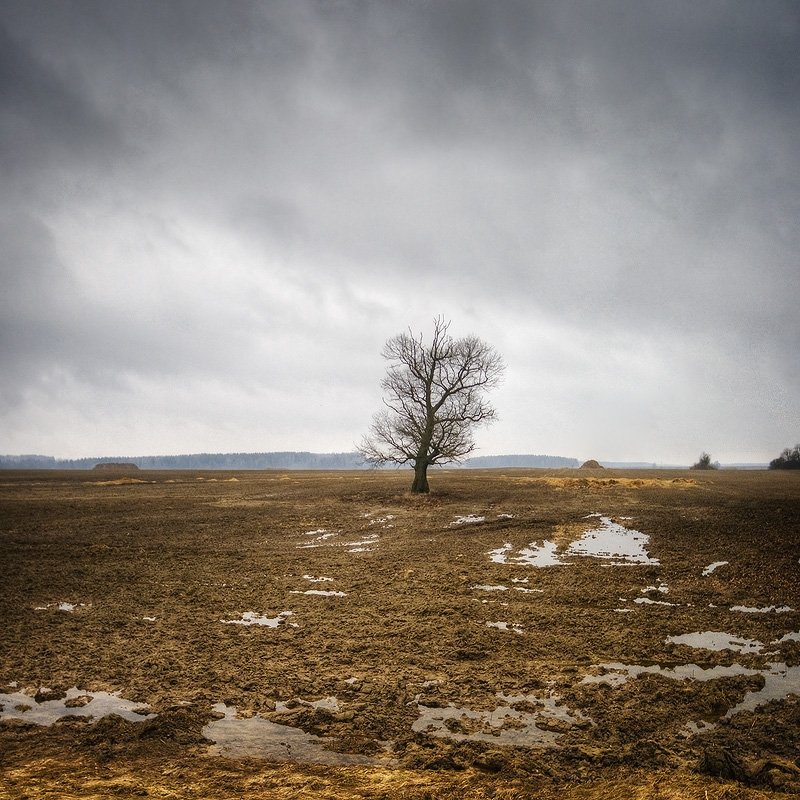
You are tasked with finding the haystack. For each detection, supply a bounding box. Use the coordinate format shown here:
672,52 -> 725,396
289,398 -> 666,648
580,459 -> 604,469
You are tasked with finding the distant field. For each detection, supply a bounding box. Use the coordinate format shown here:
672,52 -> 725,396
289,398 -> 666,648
1,468 -> 799,799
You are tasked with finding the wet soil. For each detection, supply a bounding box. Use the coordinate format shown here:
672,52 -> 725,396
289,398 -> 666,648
1,467 -> 799,798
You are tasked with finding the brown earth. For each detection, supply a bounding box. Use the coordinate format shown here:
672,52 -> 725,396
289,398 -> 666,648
1,467 -> 799,798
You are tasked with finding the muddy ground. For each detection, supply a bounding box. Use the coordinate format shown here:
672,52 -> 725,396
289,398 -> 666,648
1,467 -> 799,798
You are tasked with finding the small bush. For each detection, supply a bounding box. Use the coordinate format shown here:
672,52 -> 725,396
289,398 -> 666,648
691,452 -> 719,470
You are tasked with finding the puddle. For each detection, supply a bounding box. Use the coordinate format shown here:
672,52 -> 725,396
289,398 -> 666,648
665,629 -> 800,655
296,528 -> 380,553
666,631 -> 764,653
203,703 -> 394,765
412,691 -> 589,747
723,663 -> 800,718
730,604 -> 794,614
0,687 -> 155,726
581,661 -> 762,688
296,530 -> 340,549
616,591 -> 682,610
33,602 -> 88,612
275,696 -> 339,712
565,515 -> 659,565
220,611 -> 296,627
489,540 -> 570,567
486,621 -> 524,634
702,561 -> 729,576
680,663 -> 800,735
367,514 -> 395,528
344,533 -> 380,552
473,581 -> 542,596
506,577 -> 544,593
451,515 -> 486,526
489,515 -> 658,568
452,513 -> 515,527
633,598 -> 677,606
582,659 -> 800,731
292,576 -> 348,596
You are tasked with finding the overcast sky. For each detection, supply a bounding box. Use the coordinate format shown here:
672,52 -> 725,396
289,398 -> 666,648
1,1 -> 798,464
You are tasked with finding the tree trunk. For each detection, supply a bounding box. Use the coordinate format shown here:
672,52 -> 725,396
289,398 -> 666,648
411,461 -> 430,493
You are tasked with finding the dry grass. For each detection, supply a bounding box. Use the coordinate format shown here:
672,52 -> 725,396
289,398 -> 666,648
507,476 -> 699,489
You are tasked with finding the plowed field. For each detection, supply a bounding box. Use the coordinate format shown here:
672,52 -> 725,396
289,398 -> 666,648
1,468 -> 799,798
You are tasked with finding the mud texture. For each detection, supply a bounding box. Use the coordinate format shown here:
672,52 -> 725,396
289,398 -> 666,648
1,467 -> 799,798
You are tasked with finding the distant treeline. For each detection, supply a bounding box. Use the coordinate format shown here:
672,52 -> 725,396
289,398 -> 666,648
461,454 -> 579,469
0,452 -> 578,471
0,452 -> 365,470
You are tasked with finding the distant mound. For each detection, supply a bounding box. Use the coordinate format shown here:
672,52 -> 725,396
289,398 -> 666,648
580,460 -> 604,469
93,463 -> 140,472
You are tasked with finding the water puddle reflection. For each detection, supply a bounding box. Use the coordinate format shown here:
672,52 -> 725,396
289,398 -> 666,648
451,515 -> 486,526
486,621 -> 524,634
297,529 -> 380,553
0,687 -> 155,726
203,702 -> 395,766
489,515 -> 659,568
412,691 -> 589,747
582,657 -> 800,735
666,631 -> 763,653
489,540 -> 569,567
33,602 -> 88,612
452,513 -> 515,527
582,661 -> 764,688
220,611 -> 296,627
565,515 -> 659,565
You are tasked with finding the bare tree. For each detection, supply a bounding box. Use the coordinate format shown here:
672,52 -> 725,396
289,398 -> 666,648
358,317 -> 505,493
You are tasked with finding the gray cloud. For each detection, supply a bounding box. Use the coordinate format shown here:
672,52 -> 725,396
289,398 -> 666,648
1,0 -> 797,461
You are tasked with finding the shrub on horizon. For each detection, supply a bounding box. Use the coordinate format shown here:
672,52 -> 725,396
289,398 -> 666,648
691,452 -> 719,470
769,445 -> 800,470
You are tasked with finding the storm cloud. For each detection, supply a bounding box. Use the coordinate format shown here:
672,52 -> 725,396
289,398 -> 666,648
1,0 -> 798,463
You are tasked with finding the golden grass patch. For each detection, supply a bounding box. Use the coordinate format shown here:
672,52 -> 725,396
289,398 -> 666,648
508,477 -> 698,489
89,477 -> 152,486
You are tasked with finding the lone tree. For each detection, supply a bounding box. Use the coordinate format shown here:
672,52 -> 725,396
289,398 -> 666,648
358,317 -> 505,493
